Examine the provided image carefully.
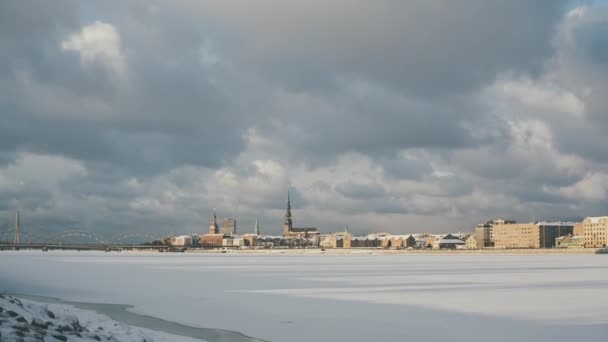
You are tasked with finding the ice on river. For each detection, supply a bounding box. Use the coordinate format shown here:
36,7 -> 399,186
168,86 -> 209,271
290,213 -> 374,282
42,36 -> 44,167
1,251 -> 607,341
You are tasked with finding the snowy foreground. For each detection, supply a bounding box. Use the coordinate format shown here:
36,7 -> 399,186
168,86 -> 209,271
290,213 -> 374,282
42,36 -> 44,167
0,294 -> 201,342
0,251 -> 607,341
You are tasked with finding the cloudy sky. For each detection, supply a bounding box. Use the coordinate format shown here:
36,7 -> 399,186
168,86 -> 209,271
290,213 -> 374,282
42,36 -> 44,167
2,1 -> 608,239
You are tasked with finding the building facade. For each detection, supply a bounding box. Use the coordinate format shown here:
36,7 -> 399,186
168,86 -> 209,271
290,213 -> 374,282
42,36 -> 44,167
475,219 -> 516,248
493,221 -> 574,249
581,216 -> 608,248
556,235 -> 585,248
221,218 -> 237,236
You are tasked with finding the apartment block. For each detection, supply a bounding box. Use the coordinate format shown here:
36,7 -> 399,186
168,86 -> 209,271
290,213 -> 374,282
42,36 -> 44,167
581,216 -> 608,248
493,221 -> 574,249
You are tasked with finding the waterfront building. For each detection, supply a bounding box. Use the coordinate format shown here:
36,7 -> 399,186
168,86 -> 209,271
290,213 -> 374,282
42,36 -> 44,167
282,192 -> 319,238
432,234 -> 465,249
465,234 -> 478,249
221,218 -> 237,236
351,236 -> 381,248
581,216 -> 608,248
475,219 -> 516,248
168,235 -> 192,247
573,222 -> 584,236
493,221 -> 574,249
199,233 -> 223,247
242,234 -> 258,247
556,235 -> 585,248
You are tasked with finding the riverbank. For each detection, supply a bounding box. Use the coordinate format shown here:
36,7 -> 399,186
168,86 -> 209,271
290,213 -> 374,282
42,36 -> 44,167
183,247 -> 605,255
14,294 -> 268,342
0,294 -> 204,341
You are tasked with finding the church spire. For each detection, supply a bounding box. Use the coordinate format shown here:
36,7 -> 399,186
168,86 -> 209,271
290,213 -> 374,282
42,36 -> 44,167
254,216 -> 260,235
283,190 -> 293,236
285,191 -> 292,224
209,208 -> 218,234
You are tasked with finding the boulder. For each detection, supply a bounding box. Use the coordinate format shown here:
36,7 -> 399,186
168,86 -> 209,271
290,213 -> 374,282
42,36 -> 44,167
6,310 -> 19,317
12,324 -> 29,333
50,334 -> 67,341
45,310 -> 56,319
30,318 -> 49,329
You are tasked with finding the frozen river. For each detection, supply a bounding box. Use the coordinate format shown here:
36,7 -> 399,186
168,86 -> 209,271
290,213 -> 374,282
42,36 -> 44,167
1,251 -> 607,341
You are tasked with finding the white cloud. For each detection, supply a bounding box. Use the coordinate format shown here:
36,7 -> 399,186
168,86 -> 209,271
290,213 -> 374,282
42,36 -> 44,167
546,173 -> 608,201
61,21 -> 127,79
498,77 -> 585,118
2,153 -> 86,186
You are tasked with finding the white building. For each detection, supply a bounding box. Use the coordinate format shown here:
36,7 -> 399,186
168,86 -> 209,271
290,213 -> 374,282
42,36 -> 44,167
169,235 -> 192,247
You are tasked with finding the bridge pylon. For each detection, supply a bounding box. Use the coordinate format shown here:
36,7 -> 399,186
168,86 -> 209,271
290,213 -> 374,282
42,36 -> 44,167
14,210 -> 20,245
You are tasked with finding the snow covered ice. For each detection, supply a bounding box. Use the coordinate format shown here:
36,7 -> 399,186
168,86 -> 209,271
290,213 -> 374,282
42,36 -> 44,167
0,251 -> 607,341
0,293 -> 201,341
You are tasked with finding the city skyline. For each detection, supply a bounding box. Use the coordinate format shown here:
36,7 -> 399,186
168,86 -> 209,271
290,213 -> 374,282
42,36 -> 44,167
2,2 -> 608,237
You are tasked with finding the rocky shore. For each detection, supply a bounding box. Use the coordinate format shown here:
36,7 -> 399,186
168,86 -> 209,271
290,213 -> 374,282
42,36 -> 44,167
0,294 -> 201,342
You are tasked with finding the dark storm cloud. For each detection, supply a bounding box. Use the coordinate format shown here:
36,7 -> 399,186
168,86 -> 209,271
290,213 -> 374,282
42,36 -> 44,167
0,1 -> 250,176
200,1 -> 568,96
2,1 -> 608,235
0,184 -> 53,212
335,181 -> 386,199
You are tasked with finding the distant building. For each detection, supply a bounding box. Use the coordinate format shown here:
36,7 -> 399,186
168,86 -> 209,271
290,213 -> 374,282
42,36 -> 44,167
556,235 -> 585,248
581,216 -> 608,248
242,234 -> 258,247
475,219 -> 516,248
465,234 -> 478,249
282,191 -> 319,238
168,235 -> 192,247
493,221 -> 574,249
221,218 -> 237,236
432,234 -> 465,249
573,222 -> 584,236
199,234 -> 223,248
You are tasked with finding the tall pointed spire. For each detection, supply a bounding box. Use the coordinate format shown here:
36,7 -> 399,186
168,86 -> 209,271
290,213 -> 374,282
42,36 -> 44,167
283,190 -> 293,236
285,191 -> 292,224
209,208 -> 218,234
254,216 -> 260,235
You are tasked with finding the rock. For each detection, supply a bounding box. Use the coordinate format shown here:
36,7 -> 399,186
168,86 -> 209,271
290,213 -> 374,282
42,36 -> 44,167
45,309 -> 56,319
15,316 -> 27,323
30,318 -> 49,329
23,337 -> 44,342
6,310 -> 19,317
30,332 -> 46,340
12,298 -> 23,307
3,337 -> 25,342
56,324 -> 74,333
71,319 -> 84,332
12,324 -> 29,332
50,334 -> 68,341
29,326 -> 46,336
14,329 -> 26,337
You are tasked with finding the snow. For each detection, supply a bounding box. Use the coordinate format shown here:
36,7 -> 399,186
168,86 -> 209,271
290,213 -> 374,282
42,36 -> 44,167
1,251 -> 607,341
0,294 -> 203,341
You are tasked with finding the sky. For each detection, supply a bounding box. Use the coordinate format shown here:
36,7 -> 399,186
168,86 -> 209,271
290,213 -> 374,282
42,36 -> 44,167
1,1 -> 608,238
